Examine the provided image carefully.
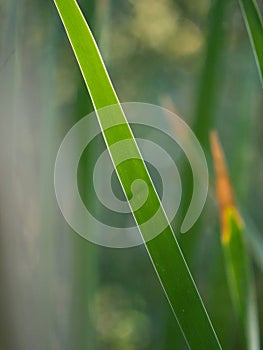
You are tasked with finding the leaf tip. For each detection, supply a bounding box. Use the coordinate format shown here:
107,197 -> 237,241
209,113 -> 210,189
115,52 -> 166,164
210,131 -> 243,243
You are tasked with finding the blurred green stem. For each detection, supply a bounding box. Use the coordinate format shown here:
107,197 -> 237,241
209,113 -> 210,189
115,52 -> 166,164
193,0 -> 229,149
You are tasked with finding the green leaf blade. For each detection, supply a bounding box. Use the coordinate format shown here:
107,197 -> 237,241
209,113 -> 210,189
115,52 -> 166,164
223,211 -> 259,350
210,132 -> 260,349
239,0 -> 263,86
53,0 -> 222,348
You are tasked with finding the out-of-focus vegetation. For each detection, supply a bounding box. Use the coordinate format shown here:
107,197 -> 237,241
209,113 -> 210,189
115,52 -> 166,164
0,0 -> 262,349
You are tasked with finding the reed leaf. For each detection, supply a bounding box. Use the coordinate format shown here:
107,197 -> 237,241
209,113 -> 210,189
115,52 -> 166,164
242,213 -> 263,272
210,131 -> 259,349
239,0 -> 263,86
53,0 -> 221,348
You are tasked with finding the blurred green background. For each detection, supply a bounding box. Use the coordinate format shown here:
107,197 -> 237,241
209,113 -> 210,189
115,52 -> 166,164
0,0 -> 262,349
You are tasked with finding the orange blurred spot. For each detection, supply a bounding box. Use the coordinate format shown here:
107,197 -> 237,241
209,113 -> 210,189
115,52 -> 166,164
210,132 -> 243,243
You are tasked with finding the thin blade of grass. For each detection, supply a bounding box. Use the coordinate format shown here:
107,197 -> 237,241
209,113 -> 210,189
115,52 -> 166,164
53,0 -> 221,348
193,0 -> 229,149
242,213 -> 263,272
210,132 -> 259,350
239,0 -> 263,86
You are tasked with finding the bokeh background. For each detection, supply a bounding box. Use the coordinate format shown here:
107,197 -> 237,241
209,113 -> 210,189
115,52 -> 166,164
0,0 -> 262,349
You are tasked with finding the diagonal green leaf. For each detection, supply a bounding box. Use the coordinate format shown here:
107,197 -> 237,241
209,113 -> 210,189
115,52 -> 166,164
53,0 -> 221,348
239,0 -> 263,86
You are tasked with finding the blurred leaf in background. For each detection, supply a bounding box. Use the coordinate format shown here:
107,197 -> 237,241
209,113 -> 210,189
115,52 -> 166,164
211,131 -> 259,349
